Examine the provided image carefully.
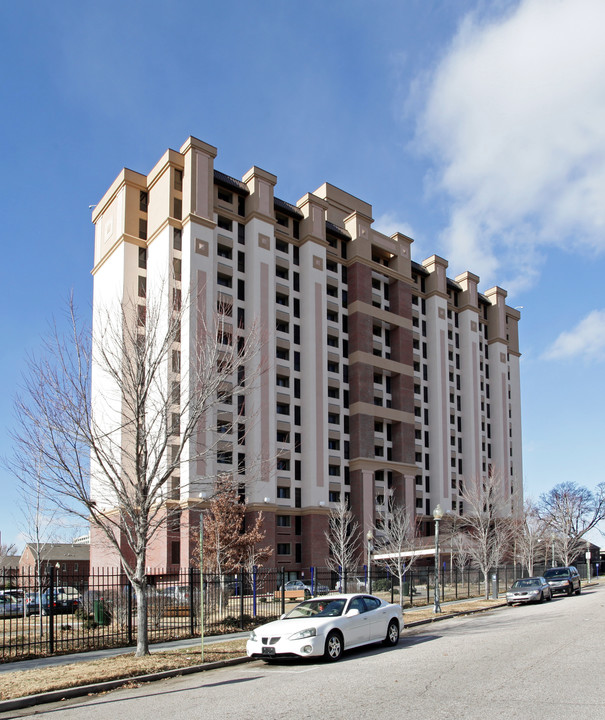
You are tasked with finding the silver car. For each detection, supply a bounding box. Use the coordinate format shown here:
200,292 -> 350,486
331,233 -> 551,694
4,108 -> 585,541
506,577 -> 552,605
0,594 -> 23,618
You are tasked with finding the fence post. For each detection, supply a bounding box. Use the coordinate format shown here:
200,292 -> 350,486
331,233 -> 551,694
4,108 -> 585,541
426,567 -> 430,605
189,567 -> 195,636
252,566 -> 257,618
239,569 -> 245,629
48,565 -> 55,655
280,568 -> 285,616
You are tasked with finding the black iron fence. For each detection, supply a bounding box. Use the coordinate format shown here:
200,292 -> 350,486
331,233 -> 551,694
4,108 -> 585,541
0,562 -> 595,662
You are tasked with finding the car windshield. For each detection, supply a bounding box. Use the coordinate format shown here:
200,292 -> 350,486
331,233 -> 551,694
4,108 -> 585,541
512,579 -> 539,588
544,569 -> 569,578
285,598 -> 346,618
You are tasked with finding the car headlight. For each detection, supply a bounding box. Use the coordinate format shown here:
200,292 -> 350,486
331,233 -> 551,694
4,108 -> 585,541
289,627 -> 317,640
249,630 -> 257,641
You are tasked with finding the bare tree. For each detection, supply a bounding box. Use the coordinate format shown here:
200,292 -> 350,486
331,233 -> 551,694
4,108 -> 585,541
10,293 -> 260,656
324,499 -> 360,585
516,499 -> 548,576
18,457 -> 69,636
459,470 -> 514,598
373,504 -> 420,605
0,542 -> 17,558
537,482 -> 605,566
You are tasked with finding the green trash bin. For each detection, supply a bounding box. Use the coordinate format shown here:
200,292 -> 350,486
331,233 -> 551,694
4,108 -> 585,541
402,581 -> 410,597
93,599 -> 110,626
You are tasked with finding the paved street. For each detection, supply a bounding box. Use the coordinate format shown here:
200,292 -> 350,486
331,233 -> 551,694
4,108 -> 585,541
3,585 -> 603,720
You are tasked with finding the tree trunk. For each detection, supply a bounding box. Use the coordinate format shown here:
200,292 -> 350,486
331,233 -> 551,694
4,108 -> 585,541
133,559 -> 149,657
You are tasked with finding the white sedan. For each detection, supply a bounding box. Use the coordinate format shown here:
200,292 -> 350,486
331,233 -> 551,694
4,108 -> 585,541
246,593 -> 403,662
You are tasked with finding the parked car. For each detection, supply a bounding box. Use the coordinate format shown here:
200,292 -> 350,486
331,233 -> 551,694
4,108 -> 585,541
247,593 -> 403,662
25,592 -> 41,616
0,594 -> 23,618
506,577 -> 552,605
41,586 -> 81,615
282,580 -> 329,596
543,566 -> 581,596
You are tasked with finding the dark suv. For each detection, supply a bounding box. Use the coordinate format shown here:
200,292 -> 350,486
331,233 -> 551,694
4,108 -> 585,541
543,566 -> 581,596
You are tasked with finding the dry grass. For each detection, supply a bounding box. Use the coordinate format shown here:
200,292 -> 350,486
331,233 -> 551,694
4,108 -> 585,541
0,640 -> 247,701
0,598 -> 503,702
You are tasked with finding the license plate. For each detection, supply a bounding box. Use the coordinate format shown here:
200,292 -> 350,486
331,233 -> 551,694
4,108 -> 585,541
262,647 -> 276,656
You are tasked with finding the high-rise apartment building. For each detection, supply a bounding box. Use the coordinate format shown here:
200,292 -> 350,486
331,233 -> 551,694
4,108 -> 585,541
90,136 -> 522,571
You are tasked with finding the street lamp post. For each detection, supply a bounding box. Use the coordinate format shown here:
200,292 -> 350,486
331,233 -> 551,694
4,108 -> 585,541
199,492 -> 207,662
551,535 -> 555,567
433,505 -> 443,613
366,531 -> 374,594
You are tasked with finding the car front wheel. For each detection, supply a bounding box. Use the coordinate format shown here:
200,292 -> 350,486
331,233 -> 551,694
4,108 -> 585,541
383,619 -> 400,646
324,631 -> 343,662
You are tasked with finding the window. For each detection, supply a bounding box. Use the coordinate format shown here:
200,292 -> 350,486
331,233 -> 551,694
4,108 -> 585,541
218,189 -> 233,204
277,486 -> 290,499
217,216 -> 232,231
173,198 -> 182,220
329,490 -> 341,503
217,273 -> 232,288
277,515 -> 291,527
140,191 -> 148,212
276,403 -> 290,415
174,168 -> 183,191
217,451 -> 232,464
138,276 -> 146,298
277,459 -> 290,471
138,247 -> 147,269
139,218 -> 147,240
277,543 -> 291,555
173,229 -> 182,251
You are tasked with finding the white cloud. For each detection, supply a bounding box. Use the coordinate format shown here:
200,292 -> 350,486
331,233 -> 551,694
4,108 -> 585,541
543,309 -> 605,361
373,212 -> 415,240
416,0 -> 605,288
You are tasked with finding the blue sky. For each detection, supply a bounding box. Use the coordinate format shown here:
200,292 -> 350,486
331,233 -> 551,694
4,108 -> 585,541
1,0 -> 604,551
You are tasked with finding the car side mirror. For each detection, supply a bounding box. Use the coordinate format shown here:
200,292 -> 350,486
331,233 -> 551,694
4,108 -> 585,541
346,608 -> 360,617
